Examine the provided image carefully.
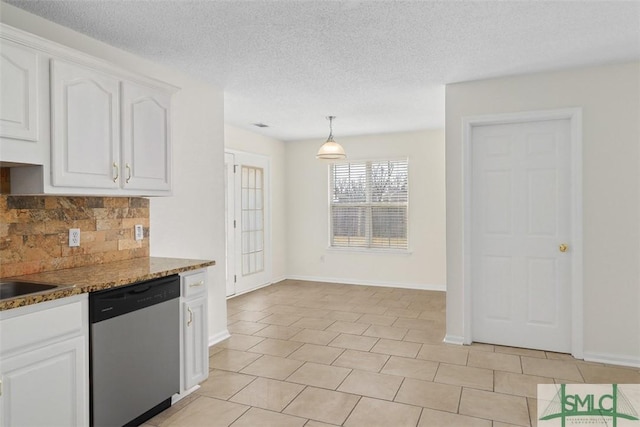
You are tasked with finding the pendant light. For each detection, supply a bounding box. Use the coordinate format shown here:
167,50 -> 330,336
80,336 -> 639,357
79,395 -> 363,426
316,116 -> 346,160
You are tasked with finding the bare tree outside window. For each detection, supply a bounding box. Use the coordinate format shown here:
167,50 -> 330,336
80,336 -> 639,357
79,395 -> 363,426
330,159 -> 408,249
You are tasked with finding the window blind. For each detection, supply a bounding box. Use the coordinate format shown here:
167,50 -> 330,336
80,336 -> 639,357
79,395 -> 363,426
330,159 -> 408,250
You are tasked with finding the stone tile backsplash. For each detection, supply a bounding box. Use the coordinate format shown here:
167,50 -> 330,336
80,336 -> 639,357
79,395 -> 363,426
0,195 -> 149,278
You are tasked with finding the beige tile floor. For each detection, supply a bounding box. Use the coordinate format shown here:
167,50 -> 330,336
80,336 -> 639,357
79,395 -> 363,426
146,280 -> 640,427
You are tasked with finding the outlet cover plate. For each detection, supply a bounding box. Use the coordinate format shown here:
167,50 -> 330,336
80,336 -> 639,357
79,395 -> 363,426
134,224 -> 144,241
69,228 -> 80,247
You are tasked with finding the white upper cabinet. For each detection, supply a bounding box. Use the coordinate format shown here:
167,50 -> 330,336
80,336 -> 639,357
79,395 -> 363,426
0,39 -> 38,141
1,23 -> 177,196
51,59 -> 121,189
121,81 -> 171,192
50,60 -> 173,194
0,38 -> 41,164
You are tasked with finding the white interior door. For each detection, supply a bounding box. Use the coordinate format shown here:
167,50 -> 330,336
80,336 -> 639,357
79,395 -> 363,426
471,119 -> 572,353
225,151 -> 271,296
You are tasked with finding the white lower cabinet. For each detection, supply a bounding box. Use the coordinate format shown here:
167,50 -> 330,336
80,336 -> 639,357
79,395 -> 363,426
1,337 -> 86,427
0,294 -> 89,427
179,270 -> 209,396
183,295 -> 208,390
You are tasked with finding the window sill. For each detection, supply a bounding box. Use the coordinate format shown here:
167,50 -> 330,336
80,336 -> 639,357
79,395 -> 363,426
325,246 -> 413,256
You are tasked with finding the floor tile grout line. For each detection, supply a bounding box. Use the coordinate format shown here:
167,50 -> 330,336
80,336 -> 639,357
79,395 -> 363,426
336,394 -> 363,426
524,395 -> 533,427
279,384 -> 309,416
225,375 -> 260,403
414,407 -> 424,427
519,354 -> 524,375
391,375 -> 407,402
226,402 -> 251,427
433,361 -> 442,383
334,366 -> 355,391
454,385 -> 465,415
576,363 -> 587,383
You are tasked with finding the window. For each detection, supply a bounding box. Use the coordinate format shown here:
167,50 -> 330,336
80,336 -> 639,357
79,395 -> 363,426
241,165 -> 264,275
330,159 -> 409,250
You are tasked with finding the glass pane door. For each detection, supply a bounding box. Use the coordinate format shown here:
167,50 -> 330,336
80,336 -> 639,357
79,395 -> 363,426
241,165 -> 264,276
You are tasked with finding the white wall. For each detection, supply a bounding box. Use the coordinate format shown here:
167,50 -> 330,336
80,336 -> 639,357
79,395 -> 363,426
286,130 -> 446,289
446,62 -> 640,366
224,125 -> 287,282
1,3 -> 228,343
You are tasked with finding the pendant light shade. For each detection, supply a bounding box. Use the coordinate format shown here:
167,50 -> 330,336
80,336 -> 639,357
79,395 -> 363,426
316,116 -> 346,160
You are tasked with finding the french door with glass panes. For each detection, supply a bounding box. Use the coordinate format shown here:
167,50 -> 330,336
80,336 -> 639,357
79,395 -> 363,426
225,151 -> 271,296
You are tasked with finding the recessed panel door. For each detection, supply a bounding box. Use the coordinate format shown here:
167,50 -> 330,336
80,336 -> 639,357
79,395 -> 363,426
471,119 -> 572,352
0,39 -> 38,142
121,81 -> 171,191
50,59 -> 120,189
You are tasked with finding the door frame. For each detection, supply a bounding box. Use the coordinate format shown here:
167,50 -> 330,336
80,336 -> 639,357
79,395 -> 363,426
224,152 -> 236,297
462,108 -> 583,358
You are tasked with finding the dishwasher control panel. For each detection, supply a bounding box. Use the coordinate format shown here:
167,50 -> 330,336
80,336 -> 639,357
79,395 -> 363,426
89,275 -> 180,323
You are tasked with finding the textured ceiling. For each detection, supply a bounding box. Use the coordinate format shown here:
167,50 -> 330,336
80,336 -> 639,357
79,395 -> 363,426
5,1 -> 640,141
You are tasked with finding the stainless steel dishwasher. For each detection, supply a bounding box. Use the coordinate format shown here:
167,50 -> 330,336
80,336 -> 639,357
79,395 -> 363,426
89,275 -> 180,427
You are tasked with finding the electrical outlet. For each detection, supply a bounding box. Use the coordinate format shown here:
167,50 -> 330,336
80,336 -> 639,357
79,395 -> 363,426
69,228 -> 80,247
134,224 -> 144,241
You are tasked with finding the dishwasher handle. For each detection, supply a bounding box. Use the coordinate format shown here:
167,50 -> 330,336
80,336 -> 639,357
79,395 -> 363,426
129,286 -> 152,294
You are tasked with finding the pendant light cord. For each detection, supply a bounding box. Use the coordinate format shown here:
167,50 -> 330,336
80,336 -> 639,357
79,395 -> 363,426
327,116 -> 335,141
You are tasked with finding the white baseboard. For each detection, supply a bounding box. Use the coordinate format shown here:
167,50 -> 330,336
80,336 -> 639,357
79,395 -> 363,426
227,282 -> 271,299
443,334 -> 465,345
285,275 -> 446,292
209,329 -> 230,347
583,351 -> 640,368
227,276 -> 289,299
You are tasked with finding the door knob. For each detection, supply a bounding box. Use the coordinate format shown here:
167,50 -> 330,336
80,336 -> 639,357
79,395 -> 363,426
559,243 -> 569,253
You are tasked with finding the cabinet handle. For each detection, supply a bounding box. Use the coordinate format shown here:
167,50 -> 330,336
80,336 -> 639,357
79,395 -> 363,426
187,307 -> 193,326
126,163 -> 132,184
112,162 -> 119,182
189,281 -> 205,288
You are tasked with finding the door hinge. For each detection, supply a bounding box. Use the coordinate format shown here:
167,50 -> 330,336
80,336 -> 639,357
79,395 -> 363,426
233,165 -> 238,173
233,220 -> 237,228
234,275 -> 237,283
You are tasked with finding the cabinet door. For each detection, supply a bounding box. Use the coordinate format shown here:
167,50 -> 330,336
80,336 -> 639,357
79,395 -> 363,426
0,336 -> 88,427
183,296 -> 208,389
50,59 -> 120,189
121,81 -> 172,192
0,39 -> 38,142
